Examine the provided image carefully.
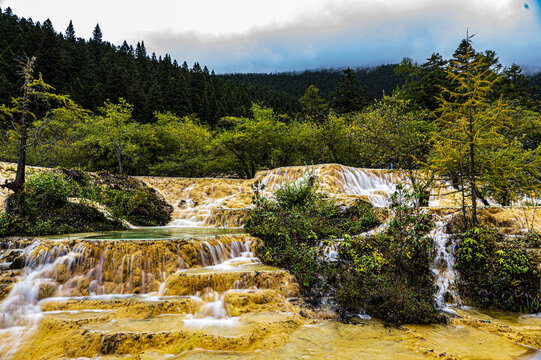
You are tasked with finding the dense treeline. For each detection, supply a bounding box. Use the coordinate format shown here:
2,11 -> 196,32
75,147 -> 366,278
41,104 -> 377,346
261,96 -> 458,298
530,72 -> 541,99
0,7 -> 298,124
220,64 -> 405,101
1,37 -> 540,184
1,6 -> 541,187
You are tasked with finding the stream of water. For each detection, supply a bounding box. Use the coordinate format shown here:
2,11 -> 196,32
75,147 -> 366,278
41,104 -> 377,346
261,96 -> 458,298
0,164 -> 539,359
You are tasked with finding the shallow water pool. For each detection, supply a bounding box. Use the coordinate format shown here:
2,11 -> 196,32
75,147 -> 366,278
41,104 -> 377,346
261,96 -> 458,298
42,226 -> 245,241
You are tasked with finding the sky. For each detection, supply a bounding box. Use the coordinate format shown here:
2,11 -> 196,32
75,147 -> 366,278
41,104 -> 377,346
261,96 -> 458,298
1,0 -> 540,73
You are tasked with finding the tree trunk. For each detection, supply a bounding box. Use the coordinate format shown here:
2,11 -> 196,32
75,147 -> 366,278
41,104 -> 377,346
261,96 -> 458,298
250,160 -> 256,179
117,150 -> 123,175
13,118 -> 28,213
1,57 -> 36,215
469,110 -> 477,226
466,32 -> 477,228
459,167 -> 468,231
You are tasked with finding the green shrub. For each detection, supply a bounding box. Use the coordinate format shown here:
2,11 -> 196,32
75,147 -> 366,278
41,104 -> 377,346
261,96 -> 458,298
334,202 -> 442,325
274,175 -> 316,209
1,168 -> 132,236
25,170 -> 72,208
91,171 -> 173,226
247,177 -> 443,325
57,170 -> 173,227
59,168 -> 97,200
247,178 -> 378,290
521,231 -> 541,248
336,272 -> 441,325
28,219 -> 54,236
99,187 -> 170,226
0,212 -> 14,236
455,227 -> 541,313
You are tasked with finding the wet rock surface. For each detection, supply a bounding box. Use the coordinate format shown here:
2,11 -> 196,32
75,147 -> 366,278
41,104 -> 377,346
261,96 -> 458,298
0,163 -> 540,359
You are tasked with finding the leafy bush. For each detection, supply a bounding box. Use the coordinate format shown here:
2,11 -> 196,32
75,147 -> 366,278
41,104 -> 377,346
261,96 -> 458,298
59,168 -> 97,199
25,170 -> 73,208
0,169 -> 135,237
100,187 -> 167,226
91,171 -> 173,226
333,186 -> 442,325
2,195 -> 127,237
521,231 -> 541,248
274,176 -> 316,209
335,228 -> 442,325
247,177 -> 378,285
1,166 -> 174,236
247,177 -> 442,324
247,176 -> 377,288
0,212 -> 14,237
27,219 -> 54,236
455,227 -> 541,313
58,169 -> 173,227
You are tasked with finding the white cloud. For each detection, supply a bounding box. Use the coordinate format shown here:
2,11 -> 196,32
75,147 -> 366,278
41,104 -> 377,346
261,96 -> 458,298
2,0 -> 527,40
139,0 -> 539,72
2,0 -> 540,72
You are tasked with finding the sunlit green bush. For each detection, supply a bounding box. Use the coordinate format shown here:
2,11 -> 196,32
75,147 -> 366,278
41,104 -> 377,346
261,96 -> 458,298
334,185 -> 442,325
246,177 -> 444,325
247,176 -> 378,289
455,227 -> 540,313
25,170 -> 73,208
0,211 -> 14,237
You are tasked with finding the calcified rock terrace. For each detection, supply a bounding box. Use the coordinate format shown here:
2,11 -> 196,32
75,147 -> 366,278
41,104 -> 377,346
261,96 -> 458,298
0,162 -> 540,359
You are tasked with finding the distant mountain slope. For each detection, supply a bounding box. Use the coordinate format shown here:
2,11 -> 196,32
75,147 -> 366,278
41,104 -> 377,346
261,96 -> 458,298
220,64 -> 406,101
529,72 -> 541,99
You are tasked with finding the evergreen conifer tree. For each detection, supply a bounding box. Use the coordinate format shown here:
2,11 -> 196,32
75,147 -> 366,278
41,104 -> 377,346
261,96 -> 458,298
331,67 -> 365,114
92,24 -> 103,43
65,20 -> 75,40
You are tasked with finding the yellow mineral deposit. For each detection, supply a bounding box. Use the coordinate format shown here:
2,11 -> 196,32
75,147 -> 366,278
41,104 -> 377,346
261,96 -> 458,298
0,163 -> 15,210
138,164 -> 463,228
139,175 -> 253,227
0,161 -> 540,359
0,232 -> 307,360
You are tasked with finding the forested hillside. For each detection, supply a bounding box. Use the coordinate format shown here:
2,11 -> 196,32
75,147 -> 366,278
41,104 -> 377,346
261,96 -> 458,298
220,64 -> 405,101
530,72 -> 541,99
0,7 -> 299,124
1,6 -> 540,181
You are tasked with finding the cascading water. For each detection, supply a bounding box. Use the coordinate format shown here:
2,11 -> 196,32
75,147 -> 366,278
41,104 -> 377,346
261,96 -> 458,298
139,176 -> 252,227
334,166 -> 402,207
429,213 -> 462,309
256,164 -> 405,207
1,162 -> 540,359
183,290 -> 239,327
0,234 -> 271,358
137,163 -> 472,231
145,164 -> 455,228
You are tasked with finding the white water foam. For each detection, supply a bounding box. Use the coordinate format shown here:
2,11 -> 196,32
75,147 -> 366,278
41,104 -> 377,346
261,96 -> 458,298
429,214 -> 461,308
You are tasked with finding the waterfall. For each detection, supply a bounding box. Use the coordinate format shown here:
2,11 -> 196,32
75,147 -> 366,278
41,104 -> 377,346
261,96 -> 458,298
148,163 -> 471,228
182,290 -> 239,327
166,180 -> 250,227
158,164 -> 420,227
429,214 -> 461,309
336,166 -> 402,207
256,164 -> 403,207
0,235 -> 259,328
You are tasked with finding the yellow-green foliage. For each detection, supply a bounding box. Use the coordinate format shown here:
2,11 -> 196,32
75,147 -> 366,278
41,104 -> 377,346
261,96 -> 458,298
455,226 -> 541,313
429,37 -> 541,221
336,185 -> 442,325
